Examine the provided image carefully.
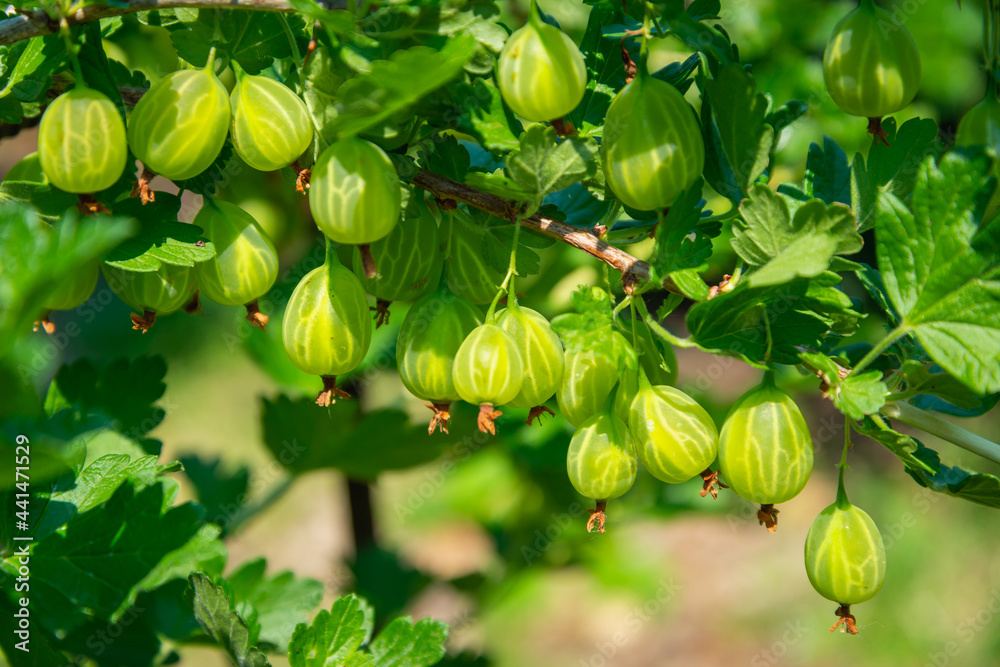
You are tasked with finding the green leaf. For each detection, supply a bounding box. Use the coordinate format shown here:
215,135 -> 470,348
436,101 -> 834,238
25,483 -> 202,636
0,204 -> 135,355
903,360 -> 1000,416
732,185 -> 862,287
838,373 -> 887,419
422,134 -> 470,183
45,356 -> 168,444
260,397 -> 459,479
104,195 -> 216,270
686,274 -> 862,366
455,78 -> 524,153
851,117 -> 942,232
30,453 -> 165,539
0,180 -> 80,221
505,125 -> 599,201
138,523 -> 228,592
764,99 -> 808,140
366,617 -> 448,667
302,45 -> 347,146
876,153 -> 1000,394
568,6 -> 625,137
855,418 -> 1000,508
0,36 -> 66,123
701,64 -> 772,202
647,179 -> 719,299
170,10 -> 304,74
180,455 -> 250,535
799,350 -> 886,419
190,573 -> 272,667
661,12 -> 734,65
801,136 -> 851,206
226,558 -> 324,650
550,286 -> 636,366
329,35 -> 477,139
288,595 -> 369,667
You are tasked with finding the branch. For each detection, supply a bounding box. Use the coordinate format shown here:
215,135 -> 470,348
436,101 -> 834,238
882,401 -> 1000,466
411,169 -> 676,296
0,0 -> 333,46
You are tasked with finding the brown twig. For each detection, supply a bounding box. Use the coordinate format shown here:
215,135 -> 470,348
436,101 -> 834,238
410,169 -> 678,296
0,0 -> 338,46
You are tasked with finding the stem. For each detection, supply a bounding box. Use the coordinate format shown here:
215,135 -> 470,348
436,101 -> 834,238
632,294 -> 698,348
57,18 -> 86,86
849,324 -> 910,376
486,214 -> 522,321
0,0 -> 314,46
410,170 -> 680,296
347,478 -> 375,551
278,14 -> 302,67
835,421 -> 851,508
881,402 -> 1000,466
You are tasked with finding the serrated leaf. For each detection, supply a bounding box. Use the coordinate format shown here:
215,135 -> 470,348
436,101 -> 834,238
190,573 -> 272,667
0,36 -> 66,123
569,6 -> 625,137
44,356 -> 168,441
835,371 -> 887,419
0,204 -> 134,355
330,35 -> 477,139
686,275 -> 862,366
367,617 -> 448,667
180,455 -> 250,535
764,99 -> 808,140
170,10 -> 303,74
104,195 -> 215,270
422,134 -> 470,182
701,64 -> 772,202
24,483 -> 203,637
550,286 -> 635,366
505,125 -> 598,201
876,153 -> 1000,394
260,397 -> 458,479
29,453 -> 164,539
804,136 -> 851,206
288,595 -> 369,667
648,179 -> 718,297
225,558 -> 324,650
661,12 -> 734,65
851,117 -> 942,231
733,185 -> 862,287
455,78 -> 524,153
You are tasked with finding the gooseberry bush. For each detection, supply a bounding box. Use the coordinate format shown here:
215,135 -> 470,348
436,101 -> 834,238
0,0 -> 999,664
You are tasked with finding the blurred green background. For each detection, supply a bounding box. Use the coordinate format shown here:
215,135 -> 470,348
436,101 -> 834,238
2,1 -> 1000,666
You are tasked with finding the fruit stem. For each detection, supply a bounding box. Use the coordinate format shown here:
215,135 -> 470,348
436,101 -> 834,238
881,401 -> 1000,466
358,244 -> 377,279
849,323 -> 909,377
278,14 -> 303,68
835,422 -> 851,509
58,20 -> 86,88
486,212 -> 523,322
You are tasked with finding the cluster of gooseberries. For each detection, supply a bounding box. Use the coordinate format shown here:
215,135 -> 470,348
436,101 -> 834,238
38,0 -> 994,637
